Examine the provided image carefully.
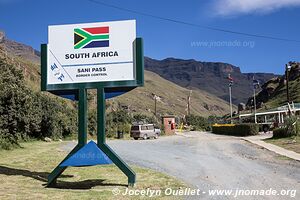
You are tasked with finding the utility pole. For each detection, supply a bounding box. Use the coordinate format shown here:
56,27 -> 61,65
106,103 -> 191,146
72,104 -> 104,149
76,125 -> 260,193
153,94 -> 157,116
229,86 -> 233,123
286,63 -> 292,116
154,96 -> 157,116
253,77 -> 258,123
187,90 -> 192,116
253,88 -> 257,123
228,74 -> 233,124
286,64 -> 291,104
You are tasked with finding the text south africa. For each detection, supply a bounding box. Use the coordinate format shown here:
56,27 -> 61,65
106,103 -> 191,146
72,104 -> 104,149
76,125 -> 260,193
65,51 -> 119,59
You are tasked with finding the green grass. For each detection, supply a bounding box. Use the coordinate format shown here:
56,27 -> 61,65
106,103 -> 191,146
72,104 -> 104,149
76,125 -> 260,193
0,141 -> 187,200
265,135 -> 300,154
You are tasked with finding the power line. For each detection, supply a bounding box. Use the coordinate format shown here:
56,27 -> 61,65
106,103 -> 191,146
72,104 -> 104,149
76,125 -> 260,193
88,0 -> 300,43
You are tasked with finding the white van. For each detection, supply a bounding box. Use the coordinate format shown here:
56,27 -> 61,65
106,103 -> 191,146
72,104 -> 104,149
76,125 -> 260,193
130,124 -> 161,140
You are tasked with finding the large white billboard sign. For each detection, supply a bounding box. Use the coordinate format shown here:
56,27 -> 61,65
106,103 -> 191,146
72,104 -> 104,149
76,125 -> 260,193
47,20 -> 136,84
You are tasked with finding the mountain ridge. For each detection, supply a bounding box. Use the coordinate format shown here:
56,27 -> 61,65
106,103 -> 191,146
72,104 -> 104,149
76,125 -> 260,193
0,31 -> 40,63
144,56 -> 277,105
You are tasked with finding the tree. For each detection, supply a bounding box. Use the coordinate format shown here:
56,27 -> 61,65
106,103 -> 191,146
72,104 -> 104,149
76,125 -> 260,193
0,59 -> 77,149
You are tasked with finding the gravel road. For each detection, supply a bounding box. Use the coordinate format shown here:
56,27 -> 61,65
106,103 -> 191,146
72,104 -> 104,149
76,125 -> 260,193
63,132 -> 300,199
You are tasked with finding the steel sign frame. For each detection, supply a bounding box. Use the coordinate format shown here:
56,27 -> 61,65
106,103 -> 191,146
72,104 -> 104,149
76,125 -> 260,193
42,21 -> 144,187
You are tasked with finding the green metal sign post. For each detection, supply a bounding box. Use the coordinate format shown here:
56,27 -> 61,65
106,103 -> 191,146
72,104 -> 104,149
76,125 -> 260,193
43,37 -> 144,187
96,87 -> 136,186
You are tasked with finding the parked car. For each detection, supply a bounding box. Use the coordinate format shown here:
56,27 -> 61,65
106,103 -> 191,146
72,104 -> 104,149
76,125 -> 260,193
130,124 -> 161,140
154,126 -> 161,135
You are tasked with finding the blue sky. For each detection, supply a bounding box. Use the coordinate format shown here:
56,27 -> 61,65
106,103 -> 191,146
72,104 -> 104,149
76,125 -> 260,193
1,0 -> 300,74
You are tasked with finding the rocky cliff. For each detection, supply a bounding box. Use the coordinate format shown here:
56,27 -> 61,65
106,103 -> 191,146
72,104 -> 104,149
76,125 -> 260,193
145,57 -> 276,105
246,62 -> 300,109
0,30 -> 40,63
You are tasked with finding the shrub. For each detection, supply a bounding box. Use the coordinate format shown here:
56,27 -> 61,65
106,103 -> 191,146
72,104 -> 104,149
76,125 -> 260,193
0,128 -> 19,150
132,113 -> 157,124
272,116 -> 299,138
208,115 -> 224,125
296,120 -> 300,136
38,94 -> 77,139
106,110 -> 132,138
285,116 -> 299,137
88,109 -> 97,136
272,128 -> 288,138
186,115 -> 210,131
212,123 -> 259,136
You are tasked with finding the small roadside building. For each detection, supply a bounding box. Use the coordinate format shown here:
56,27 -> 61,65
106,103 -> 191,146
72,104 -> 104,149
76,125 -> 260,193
162,115 -> 176,135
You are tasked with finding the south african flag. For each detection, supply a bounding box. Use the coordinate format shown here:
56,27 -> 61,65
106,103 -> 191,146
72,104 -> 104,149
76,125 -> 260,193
74,27 -> 109,49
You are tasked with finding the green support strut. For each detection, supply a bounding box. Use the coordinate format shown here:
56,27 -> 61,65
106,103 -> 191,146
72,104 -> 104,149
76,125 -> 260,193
47,88 -> 88,186
96,87 -> 136,187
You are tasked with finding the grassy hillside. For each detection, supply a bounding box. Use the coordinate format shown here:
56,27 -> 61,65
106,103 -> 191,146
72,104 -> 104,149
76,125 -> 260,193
113,71 -> 232,117
246,62 -> 300,110
264,77 -> 300,108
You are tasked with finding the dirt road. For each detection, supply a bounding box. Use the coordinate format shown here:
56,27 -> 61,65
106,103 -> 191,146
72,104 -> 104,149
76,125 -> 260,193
107,132 -> 300,199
